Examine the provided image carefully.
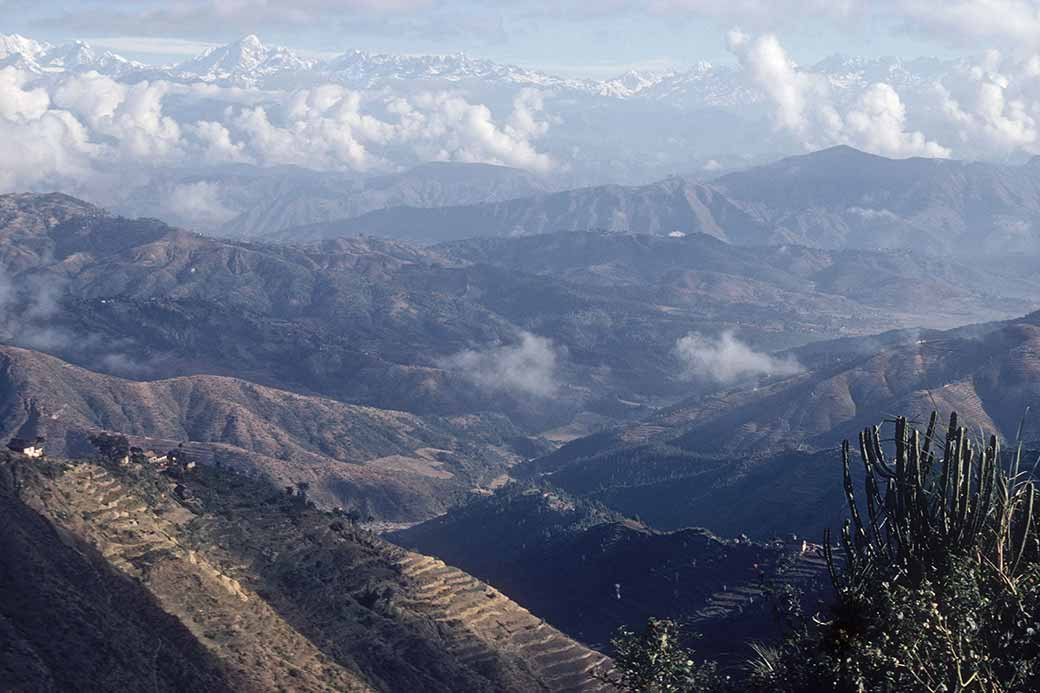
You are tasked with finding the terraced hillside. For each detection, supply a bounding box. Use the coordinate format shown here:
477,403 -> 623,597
392,485 -> 831,662
0,344 -> 541,522
0,451 -> 614,692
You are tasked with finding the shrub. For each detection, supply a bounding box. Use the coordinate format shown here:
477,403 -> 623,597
606,412 -> 1040,692
596,618 -> 722,693
754,413 -> 1040,692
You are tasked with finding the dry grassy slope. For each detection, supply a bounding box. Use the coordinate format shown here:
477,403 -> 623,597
559,314 -> 1040,458
0,345 -> 534,521
0,192 -> 99,238
0,456 -> 238,692
659,317 -> 1040,454
2,453 -> 614,692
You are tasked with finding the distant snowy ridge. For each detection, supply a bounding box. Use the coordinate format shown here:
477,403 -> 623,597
0,33 -> 144,76
0,32 -> 957,102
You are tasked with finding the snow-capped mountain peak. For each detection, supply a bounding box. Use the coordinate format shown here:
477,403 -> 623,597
0,35 -> 142,76
173,34 -> 317,84
322,48 -> 586,89
0,33 -> 51,60
599,69 -> 673,97
42,40 -> 131,69
0,31 -> 959,116
194,34 -> 268,72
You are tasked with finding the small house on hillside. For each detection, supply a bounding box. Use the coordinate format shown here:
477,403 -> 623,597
147,451 -> 169,466
7,437 -> 45,458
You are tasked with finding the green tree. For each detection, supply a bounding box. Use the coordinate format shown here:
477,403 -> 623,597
596,618 -> 720,692
89,432 -> 130,462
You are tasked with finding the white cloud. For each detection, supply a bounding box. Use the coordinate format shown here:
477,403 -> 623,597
188,119 -> 251,163
438,331 -> 561,398
726,30 -> 812,134
935,51 -> 1040,154
0,67 -> 50,120
402,90 -> 556,172
222,85 -> 556,173
0,68 -> 97,191
160,181 -> 238,227
676,331 -> 802,383
726,29 -> 949,158
0,67 -> 556,199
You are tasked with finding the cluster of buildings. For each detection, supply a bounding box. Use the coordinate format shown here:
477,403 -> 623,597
133,446 -> 197,472
6,435 -> 197,474
6,436 -> 45,458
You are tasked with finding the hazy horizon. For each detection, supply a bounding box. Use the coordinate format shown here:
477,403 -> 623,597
8,1 -> 1034,77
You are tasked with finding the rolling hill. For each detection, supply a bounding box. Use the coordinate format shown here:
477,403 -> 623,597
0,345 -> 539,522
713,146 -> 1040,254
269,178 -> 766,245
271,147 -> 1040,261
8,193 -> 1030,445
116,161 -> 552,239
5,192 -> 1040,535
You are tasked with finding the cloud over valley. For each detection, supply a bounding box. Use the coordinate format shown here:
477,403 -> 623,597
438,332 -> 561,398
676,331 -> 803,384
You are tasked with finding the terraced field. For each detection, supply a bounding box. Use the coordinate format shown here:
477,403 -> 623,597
38,463 -> 372,692
4,453 -> 614,692
396,553 -> 615,692
690,542 -> 831,625
393,485 -> 836,667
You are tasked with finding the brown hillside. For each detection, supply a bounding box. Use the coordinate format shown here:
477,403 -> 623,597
1,452 -> 613,692
663,316 -> 1040,453
0,345 -> 536,522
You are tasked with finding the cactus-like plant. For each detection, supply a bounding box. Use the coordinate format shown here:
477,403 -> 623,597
824,412 -> 1038,595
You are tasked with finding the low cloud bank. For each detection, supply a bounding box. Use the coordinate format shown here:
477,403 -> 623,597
0,67 -> 556,197
439,331 -> 560,398
0,269 -> 150,376
676,331 -> 802,384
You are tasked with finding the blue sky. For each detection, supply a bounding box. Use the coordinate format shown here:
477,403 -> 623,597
5,1 -> 1037,77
